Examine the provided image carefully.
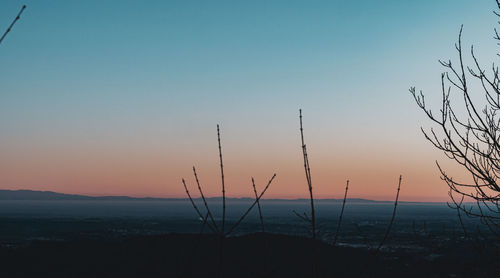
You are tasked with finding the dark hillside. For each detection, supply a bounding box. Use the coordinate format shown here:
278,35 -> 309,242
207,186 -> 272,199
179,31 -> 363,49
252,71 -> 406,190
0,233 -> 498,278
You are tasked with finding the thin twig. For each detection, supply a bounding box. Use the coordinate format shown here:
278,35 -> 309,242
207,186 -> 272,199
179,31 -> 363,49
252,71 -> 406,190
252,177 -> 265,232
182,178 -> 216,233
375,175 -> 402,254
217,124 -> 226,234
183,124 -> 278,277
217,124 -> 226,278
193,166 -> 219,233
299,109 -> 318,278
225,173 -> 276,236
333,180 -> 349,246
0,5 -> 26,46
456,195 -> 469,238
299,109 -> 316,240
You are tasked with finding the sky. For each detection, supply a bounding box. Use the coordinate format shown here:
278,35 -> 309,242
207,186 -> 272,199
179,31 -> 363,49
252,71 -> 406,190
0,0 -> 499,201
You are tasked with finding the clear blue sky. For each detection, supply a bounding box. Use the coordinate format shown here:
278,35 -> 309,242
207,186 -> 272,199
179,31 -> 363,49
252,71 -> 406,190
0,0 -> 498,200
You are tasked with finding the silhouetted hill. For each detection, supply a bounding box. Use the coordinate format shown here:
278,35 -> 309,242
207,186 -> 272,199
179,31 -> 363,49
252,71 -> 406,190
0,190 -> 170,201
0,233 -> 498,278
0,189 -> 404,203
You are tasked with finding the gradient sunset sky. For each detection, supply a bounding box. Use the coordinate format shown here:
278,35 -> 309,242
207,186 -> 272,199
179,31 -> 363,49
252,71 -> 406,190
1,0 -> 498,201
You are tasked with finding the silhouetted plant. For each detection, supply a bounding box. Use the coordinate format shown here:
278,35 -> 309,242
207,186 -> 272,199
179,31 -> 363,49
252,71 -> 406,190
410,0 -> 500,233
375,175 -> 402,254
225,174 -> 276,236
181,124 -> 277,277
193,166 -> 219,233
296,111 -> 351,248
0,5 -> 26,46
299,109 -> 316,241
333,180 -> 349,246
252,177 -> 265,232
351,175 -> 402,253
182,179 -> 217,233
297,109 -> 319,277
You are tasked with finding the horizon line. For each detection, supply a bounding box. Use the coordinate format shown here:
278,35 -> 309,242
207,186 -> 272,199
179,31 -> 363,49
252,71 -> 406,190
0,189 -> 451,203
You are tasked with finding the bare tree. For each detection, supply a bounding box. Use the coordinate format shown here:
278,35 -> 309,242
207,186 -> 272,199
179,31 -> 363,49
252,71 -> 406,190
0,5 -> 26,46
410,0 -> 500,233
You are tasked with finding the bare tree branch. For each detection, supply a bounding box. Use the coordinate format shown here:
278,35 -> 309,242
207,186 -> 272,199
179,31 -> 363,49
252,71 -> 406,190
252,177 -> 265,233
193,166 -> 219,233
375,175 -> 402,254
225,173 -> 276,236
299,109 -> 318,278
333,180 -> 349,246
181,178 -> 217,233
0,5 -> 26,46
299,109 -> 316,240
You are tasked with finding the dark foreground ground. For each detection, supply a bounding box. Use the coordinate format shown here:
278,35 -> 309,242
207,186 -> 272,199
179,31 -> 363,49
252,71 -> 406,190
1,199 -> 499,277
1,232 -> 499,278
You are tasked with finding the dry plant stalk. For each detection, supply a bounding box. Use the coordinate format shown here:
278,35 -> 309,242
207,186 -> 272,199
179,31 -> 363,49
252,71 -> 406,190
193,166 -> 219,232
217,125 -> 226,235
216,124 -> 226,278
299,109 -> 316,240
333,180 -> 349,246
182,178 -> 217,233
0,5 -> 27,45
252,177 -> 265,232
225,174 -> 276,236
299,109 -> 318,278
375,175 -> 402,254
181,124 -> 277,277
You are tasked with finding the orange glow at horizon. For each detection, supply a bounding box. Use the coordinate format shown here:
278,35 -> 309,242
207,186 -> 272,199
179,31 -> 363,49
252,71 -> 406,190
0,133 -> 465,202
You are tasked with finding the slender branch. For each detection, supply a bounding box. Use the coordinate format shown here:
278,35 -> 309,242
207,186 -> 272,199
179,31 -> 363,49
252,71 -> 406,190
193,166 -> 219,233
225,173 -> 276,236
455,194 -> 469,238
217,124 -> 226,235
252,177 -> 265,232
216,124 -> 226,278
299,109 -> 318,278
182,178 -> 216,233
333,180 -> 349,246
0,5 -> 26,46
375,175 -> 402,254
299,109 -> 316,240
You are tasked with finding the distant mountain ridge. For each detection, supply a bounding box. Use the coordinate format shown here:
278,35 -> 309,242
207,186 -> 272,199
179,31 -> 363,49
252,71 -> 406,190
0,190 -> 173,201
0,189 -> 409,203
